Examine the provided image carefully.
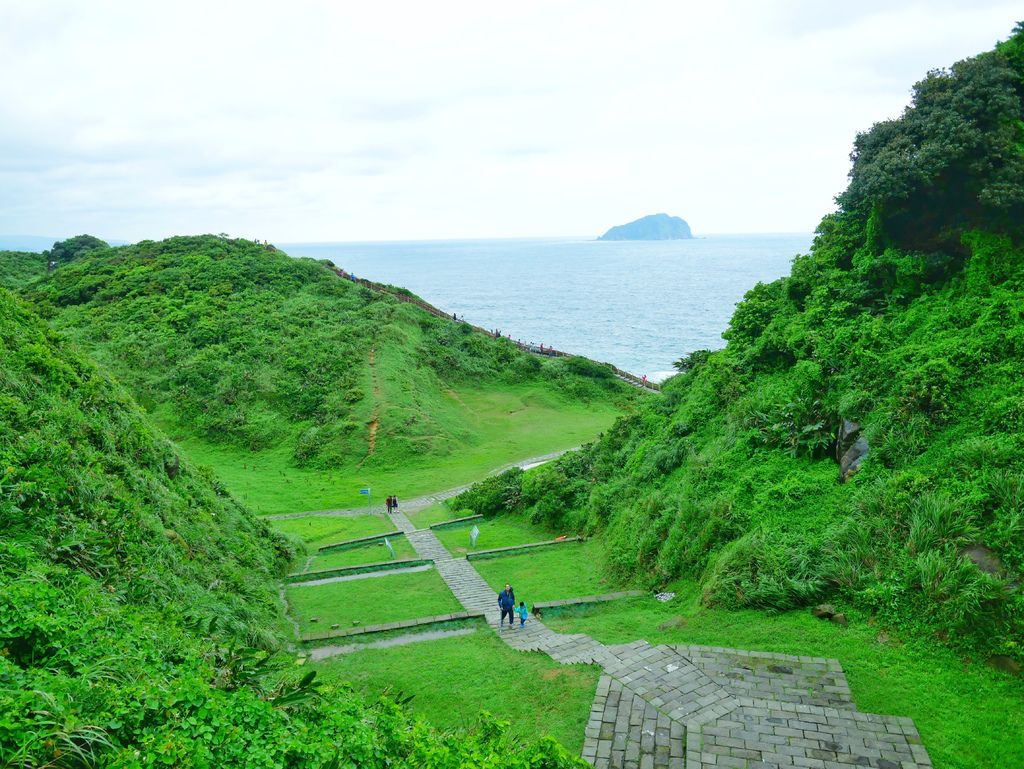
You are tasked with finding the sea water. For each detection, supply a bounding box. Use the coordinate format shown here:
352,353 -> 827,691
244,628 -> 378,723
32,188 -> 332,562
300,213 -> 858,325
283,234 -> 813,382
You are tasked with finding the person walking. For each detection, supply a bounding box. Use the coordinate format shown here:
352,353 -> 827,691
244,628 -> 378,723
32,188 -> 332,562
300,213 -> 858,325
498,583 -> 516,629
386,496 -> 394,515
391,495 -> 399,512
517,600 -> 529,629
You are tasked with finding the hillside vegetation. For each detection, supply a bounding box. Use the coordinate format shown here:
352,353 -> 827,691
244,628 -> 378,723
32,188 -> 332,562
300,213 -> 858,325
22,236 -> 632,512
457,26 -> 1024,657
0,251 -> 47,290
0,289 -> 586,767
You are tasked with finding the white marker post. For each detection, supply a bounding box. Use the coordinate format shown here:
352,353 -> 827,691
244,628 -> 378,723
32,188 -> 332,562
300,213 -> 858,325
359,487 -> 371,512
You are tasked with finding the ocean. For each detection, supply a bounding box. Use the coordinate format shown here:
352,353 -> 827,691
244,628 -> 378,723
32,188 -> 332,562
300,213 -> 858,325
282,234 -> 813,382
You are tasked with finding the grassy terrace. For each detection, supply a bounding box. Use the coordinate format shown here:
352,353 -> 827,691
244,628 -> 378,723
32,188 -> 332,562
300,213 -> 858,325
472,539 -> 622,604
407,503 -> 462,528
314,628 -> 599,753
434,514 -> 564,556
267,514 -> 395,548
305,536 -> 418,572
175,383 -> 620,515
542,582 -> 1024,769
286,568 -> 461,635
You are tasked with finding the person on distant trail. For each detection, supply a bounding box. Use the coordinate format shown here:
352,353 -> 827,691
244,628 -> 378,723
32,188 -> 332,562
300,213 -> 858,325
642,374 -> 647,386
498,583 -> 516,628
386,496 -> 394,515
391,495 -> 399,512
517,600 -> 529,628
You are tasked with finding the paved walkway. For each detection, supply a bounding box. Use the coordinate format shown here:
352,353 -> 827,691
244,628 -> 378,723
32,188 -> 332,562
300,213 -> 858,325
317,510 -> 933,769
263,449 -> 576,520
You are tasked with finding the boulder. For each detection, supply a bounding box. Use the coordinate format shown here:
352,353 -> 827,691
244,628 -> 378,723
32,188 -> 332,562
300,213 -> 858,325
812,604 -> 836,619
960,544 -> 1004,576
987,655 -> 1022,675
830,613 -> 849,627
835,419 -> 861,462
835,419 -> 869,482
839,436 -> 870,482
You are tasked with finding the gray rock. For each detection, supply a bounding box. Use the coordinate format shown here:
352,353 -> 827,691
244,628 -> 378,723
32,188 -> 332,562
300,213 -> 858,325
835,419 -> 861,462
812,604 -> 836,619
830,613 -> 849,627
987,655 -> 1022,675
960,544 -> 1004,575
839,436 -> 870,482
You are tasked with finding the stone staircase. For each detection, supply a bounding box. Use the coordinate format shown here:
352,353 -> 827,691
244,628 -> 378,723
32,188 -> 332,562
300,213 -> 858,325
308,513 -> 933,769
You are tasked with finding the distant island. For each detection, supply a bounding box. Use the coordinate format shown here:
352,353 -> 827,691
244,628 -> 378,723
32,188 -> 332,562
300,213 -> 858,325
598,213 -> 693,241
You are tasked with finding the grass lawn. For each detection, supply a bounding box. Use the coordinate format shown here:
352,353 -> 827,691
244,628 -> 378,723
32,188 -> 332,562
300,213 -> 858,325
287,568 -> 461,634
542,581 -> 1024,769
472,539 -> 622,605
407,503 -> 461,528
168,382 -> 620,515
435,514 -> 564,556
268,514 -> 395,548
306,536 -> 418,571
314,627 -> 599,752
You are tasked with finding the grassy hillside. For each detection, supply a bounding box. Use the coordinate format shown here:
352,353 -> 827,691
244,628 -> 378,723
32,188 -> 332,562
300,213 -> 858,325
455,27 -> 1024,658
22,235 -> 632,513
0,288 -> 586,767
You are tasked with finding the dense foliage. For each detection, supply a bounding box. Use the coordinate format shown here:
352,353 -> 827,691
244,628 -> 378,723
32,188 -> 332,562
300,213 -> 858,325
0,290 -> 584,767
456,26 -> 1024,657
23,236 -> 629,472
48,234 -> 109,265
0,251 -> 46,290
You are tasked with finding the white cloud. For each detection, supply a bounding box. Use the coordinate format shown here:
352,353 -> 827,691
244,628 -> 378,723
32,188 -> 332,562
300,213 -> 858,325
0,0 -> 1019,241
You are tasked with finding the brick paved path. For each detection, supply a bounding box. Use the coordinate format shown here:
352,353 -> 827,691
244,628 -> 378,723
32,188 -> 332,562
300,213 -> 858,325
385,511 -> 933,769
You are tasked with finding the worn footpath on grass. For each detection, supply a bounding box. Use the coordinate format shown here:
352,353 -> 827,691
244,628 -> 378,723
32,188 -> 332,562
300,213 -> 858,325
305,507 -> 937,769
264,448 -> 576,521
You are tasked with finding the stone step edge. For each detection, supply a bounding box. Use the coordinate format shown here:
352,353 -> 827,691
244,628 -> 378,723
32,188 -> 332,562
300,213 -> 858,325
316,530 -> 406,553
532,590 -> 646,612
465,536 -> 583,561
284,557 -> 433,583
428,513 -> 484,530
299,609 -> 487,643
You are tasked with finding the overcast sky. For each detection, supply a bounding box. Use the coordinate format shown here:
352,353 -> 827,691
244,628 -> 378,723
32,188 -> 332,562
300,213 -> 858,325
0,1 -> 1020,242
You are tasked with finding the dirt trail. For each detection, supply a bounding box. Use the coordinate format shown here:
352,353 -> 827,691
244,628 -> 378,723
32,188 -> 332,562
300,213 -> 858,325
364,347 -> 381,459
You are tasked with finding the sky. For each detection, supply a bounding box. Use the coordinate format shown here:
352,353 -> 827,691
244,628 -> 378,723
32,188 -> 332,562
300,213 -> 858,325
0,1 -> 1020,243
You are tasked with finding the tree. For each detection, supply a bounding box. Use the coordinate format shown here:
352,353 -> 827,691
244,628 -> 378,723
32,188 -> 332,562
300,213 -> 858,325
47,234 -> 109,265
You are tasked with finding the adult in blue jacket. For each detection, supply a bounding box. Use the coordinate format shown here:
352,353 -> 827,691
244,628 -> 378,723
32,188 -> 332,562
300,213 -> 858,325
497,583 -> 516,628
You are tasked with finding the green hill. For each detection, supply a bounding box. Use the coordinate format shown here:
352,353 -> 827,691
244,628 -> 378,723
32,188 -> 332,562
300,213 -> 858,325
22,236 -> 633,513
0,250 -> 47,290
457,26 -> 1024,657
0,288 -> 586,767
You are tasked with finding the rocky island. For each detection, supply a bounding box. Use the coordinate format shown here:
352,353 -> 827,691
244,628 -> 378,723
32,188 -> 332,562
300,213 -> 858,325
598,213 -> 693,240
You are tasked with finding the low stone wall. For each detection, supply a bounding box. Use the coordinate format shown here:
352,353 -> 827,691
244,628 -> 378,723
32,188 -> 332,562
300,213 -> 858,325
428,513 -> 483,530
317,530 -> 404,553
285,557 -> 432,584
465,536 -> 583,561
300,609 -> 487,644
531,590 -> 646,615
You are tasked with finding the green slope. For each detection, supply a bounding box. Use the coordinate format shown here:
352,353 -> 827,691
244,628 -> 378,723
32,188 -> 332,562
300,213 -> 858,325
0,289 -> 586,767
22,235 -> 633,513
0,250 -> 47,289
455,26 -> 1024,658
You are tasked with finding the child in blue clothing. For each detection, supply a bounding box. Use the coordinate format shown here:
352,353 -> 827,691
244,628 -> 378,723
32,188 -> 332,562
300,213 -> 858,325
517,601 -> 529,628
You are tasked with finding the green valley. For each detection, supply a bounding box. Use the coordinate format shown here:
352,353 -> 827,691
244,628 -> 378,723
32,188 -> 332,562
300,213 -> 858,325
3,21 -> 1024,769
